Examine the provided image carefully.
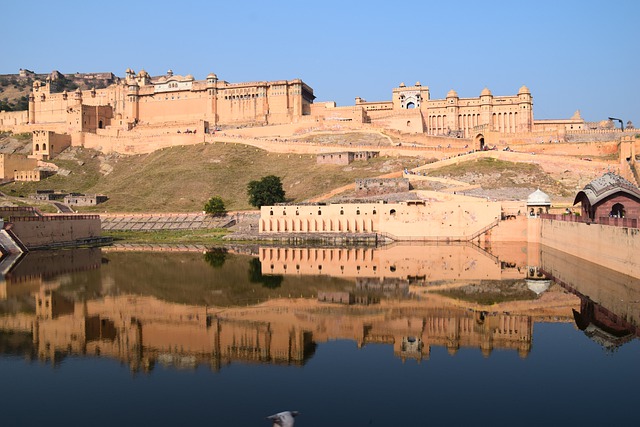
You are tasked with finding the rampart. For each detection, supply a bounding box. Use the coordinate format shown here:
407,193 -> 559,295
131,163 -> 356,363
540,218 -> 640,278
8,215 -> 103,249
0,110 -> 28,129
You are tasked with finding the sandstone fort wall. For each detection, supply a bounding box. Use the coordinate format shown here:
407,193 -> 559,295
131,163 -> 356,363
540,219 -> 640,278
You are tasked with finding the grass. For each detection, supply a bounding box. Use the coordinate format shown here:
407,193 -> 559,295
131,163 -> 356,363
104,228 -> 229,244
4,141 -> 416,213
426,157 -> 540,176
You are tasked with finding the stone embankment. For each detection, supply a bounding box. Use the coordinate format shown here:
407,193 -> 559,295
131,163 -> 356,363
100,212 -> 235,231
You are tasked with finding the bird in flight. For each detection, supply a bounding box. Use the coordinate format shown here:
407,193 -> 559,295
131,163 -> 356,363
266,410 -> 300,427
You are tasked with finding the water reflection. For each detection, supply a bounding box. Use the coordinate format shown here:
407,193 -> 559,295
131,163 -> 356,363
540,246 -> 640,350
0,242 -> 638,373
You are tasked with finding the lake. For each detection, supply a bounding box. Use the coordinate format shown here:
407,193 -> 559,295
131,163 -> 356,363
1,243 -> 638,426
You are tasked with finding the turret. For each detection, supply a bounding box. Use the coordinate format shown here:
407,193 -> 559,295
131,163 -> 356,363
480,87 -> 493,128
517,85 -> 533,132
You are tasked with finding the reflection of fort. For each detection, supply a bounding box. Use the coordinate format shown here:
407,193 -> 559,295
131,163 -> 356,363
0,244 -> 584,371
0,290 -> 548,370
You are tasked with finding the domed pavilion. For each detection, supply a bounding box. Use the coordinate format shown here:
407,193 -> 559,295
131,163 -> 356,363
573,172 -> 640,222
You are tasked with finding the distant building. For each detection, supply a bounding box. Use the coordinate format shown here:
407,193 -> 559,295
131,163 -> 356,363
316,151 -> 379,165
14,169 -> 54,182
63,194 -> 108,206
0,154 -> 37,181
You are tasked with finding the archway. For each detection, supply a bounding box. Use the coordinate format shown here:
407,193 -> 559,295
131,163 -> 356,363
98,120 -> 103,129
475,134 -> 485,150
406,102 -> 415,109
611,203 -> 625,218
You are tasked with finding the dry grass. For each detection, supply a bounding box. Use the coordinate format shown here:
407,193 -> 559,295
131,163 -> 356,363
4,141 -> 416,213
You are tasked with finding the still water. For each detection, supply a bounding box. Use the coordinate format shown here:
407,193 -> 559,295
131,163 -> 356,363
1,243 -> 638,427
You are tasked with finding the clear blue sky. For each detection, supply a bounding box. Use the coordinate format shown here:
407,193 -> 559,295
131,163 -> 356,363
2,0 -> 638,124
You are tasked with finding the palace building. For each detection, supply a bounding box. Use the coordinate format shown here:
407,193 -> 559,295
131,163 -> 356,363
27,68 -> 316,132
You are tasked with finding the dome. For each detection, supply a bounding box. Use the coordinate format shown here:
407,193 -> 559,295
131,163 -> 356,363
573,172 -> 640,207
207,72 -> 218,80
415,81 -> 421,87
138,69 -> 149,78
518,85 -> 531,95
527,189 -> 551,206
446,89 -> 458,98
399,82 -> 406,88
185,74 -> 195,81
480,87 -> 492,96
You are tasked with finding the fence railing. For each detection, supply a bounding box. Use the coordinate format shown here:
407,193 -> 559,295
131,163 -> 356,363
540,213 -> 638,229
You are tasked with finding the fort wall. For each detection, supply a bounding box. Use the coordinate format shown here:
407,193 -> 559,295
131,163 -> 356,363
540,219 -> 640,278
32,130 -> 72,159
260,198 -> 503,241
0,154 -> 38,180
0,110 -> 28,128
8,215 -> 102,249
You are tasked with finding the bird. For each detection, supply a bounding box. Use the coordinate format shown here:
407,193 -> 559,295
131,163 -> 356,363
266,410 -> 300,427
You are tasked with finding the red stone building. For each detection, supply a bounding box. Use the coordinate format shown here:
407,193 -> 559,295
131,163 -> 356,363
573,172 -> 640,222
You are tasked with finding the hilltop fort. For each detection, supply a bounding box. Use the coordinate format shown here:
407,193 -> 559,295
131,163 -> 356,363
0,68 -> 636,156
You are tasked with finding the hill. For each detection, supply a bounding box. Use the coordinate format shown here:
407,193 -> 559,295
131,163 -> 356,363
2,138 -> 418,212
0,70 -> 116,111
0,132 -> 606,213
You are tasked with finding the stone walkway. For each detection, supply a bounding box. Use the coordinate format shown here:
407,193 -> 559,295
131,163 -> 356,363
100,213 -> 235,231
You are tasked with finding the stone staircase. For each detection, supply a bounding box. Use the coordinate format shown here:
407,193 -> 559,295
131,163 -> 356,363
100,213 -> 235,231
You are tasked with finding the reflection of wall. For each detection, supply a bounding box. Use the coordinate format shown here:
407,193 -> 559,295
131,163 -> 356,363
259,244 -> 528,282
540,245 -> 640,331
1,248 -> 102,300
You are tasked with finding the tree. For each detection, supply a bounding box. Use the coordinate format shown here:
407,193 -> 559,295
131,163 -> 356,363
248,258 -> 283,289
247,175 -> 286,208
204,196 -> 226,216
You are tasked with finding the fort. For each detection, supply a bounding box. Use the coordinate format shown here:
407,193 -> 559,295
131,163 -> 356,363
0,67 -> 637,159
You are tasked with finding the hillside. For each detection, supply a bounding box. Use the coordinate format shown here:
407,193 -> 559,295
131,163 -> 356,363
1,137 -> 418,212
0,132 -> 605,213
0,71 -> 115,111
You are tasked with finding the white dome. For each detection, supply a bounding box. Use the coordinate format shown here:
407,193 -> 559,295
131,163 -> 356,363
527,279 -> 551,295
527,189 -> 551,206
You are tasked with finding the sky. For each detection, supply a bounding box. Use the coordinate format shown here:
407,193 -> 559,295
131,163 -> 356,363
2,0 -> 638,124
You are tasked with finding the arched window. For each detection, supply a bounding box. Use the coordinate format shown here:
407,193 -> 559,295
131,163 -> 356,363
390,209 -> 396,215
611,203 -> 625,218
